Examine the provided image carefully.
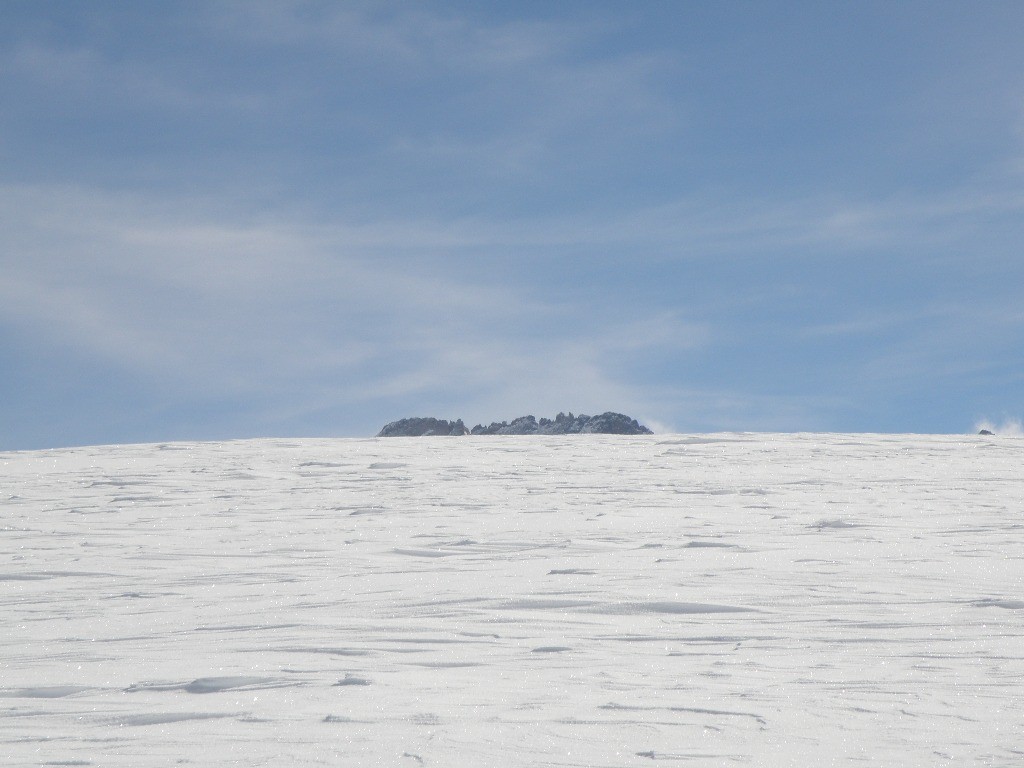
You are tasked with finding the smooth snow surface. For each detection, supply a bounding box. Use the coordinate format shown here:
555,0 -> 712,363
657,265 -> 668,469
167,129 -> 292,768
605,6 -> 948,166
2,434 -> 1023,766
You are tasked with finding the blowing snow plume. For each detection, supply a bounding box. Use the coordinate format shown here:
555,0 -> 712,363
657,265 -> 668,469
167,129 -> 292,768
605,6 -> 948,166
974,418 -> 1024,436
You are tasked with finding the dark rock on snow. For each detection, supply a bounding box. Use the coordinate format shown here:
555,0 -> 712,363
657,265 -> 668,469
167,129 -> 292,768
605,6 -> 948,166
376,417 -> 469,437
978,429 -> 995,435
580,412 -> 652,435
378,412 -> 652,437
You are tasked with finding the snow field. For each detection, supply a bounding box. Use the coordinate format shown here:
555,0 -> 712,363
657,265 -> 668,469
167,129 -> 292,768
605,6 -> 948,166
2,434 -> 1022,766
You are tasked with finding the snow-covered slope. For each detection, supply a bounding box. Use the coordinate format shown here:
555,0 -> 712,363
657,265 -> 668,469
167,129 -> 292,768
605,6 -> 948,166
2,434 -> 1022,766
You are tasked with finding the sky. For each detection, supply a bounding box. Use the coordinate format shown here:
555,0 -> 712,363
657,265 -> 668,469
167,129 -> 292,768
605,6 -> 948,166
2,0 -> 1024,449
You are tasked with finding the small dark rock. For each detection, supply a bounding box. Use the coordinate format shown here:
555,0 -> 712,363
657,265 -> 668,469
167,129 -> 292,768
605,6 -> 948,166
979,429 -> 995,436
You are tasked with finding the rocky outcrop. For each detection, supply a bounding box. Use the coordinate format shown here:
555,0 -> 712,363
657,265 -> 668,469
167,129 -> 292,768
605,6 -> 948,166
471,415 -> 543,435
579,412 -> 653,434
378,412 -> 653,437
376,417 -> 469,437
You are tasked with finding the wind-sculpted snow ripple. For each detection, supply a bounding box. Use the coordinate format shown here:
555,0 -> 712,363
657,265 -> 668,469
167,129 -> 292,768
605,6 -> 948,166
2,433 -> 1023,766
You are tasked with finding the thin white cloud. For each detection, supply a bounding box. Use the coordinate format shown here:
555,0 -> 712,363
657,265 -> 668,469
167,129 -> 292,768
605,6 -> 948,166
591,182 -> 1024,260
0,183 -> 709,423
592,312 -> 710,354
6,172 -> 1021,428
8,41 -> 262,112
209,2 -> 592,71
205,1 -> 682,181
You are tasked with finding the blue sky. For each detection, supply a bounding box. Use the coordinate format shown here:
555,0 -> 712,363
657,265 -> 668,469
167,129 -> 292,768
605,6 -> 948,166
3,1 -> 1024,448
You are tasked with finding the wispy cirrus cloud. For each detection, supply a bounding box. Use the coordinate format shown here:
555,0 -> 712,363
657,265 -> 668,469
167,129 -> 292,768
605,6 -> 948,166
4,171 -> 1021,430
201,1 -> 683,188
0,183 -> 707,427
